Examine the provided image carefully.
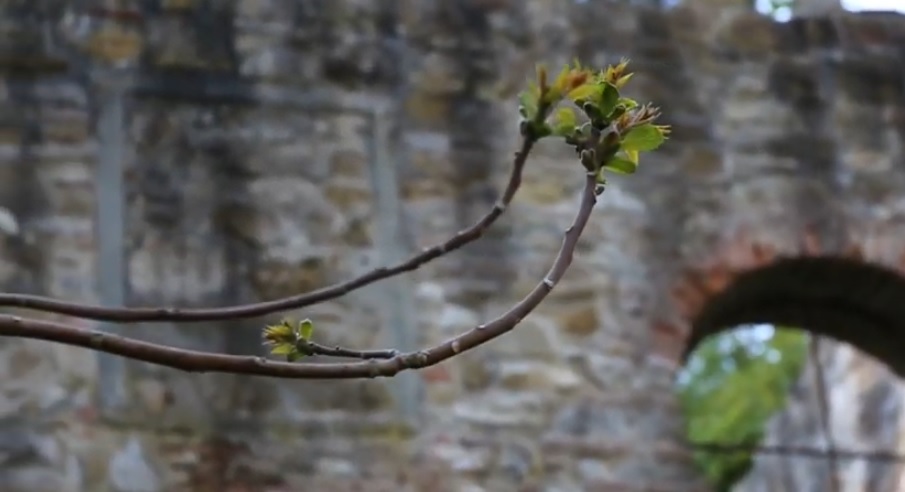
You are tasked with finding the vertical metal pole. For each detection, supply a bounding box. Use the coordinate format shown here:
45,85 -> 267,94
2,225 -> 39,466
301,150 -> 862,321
94,78 -> 128,411
368,109 -> 422,424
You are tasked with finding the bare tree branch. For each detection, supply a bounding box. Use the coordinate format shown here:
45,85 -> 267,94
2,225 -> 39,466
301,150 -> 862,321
0,60 -> 668,381
297,340 -> 399,360
0,137 -> 536,323
0,172 -> 596,379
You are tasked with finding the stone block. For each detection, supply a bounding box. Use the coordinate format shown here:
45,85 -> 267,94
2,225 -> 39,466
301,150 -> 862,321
85,25 -> 143,64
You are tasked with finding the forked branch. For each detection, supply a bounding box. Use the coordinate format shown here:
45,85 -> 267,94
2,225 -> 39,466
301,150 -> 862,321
0,137 -> 535,323
0,174 -> 598,379
0,60 -> 670,379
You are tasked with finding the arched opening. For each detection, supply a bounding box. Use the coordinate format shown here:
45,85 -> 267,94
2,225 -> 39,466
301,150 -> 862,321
677,257 -> 905,491
684,256 -> 905,376
678,324 -> 809,491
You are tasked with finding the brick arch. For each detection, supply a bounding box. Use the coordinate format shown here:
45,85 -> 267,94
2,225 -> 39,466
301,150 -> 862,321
656,231 -> 905,377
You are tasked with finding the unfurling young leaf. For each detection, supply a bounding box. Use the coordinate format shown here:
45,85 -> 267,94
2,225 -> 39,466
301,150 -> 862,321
518,84 -> 540,120
621,123 -> 667,152
597,82 -> 620,119
299,318 -> 314,340
536,64 -> 549,96
523,58 -> 667,181
566,83 -> 598,103
551,107 -> 578,136
617,97 -> 639,110
602,58 -> 632,88
262,319 -> 295,346
624,148 -> 639,165
262,317 -> 316,362
270,343 -> 296,355
549,63 -> 591,104
603,156 -> 638,175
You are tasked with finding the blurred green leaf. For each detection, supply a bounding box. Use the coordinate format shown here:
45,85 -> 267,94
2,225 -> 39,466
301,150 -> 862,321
597,82 -> 620,118
567,83 -> 599,102
621,124 -> 666,152
518,84 -> 540,120
617,97 -> 639,110
299,318 -> 314,340
270,343 -> 295,355
552,107 -> 578,136
679,326 -> 807,492
603,157 -> 638,175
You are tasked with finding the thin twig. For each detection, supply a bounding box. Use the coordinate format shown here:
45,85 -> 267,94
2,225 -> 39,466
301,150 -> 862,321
0,172 -> 597,379
810,335 -> 841,492
690,441 -> 905,463
0,137 -> 536,323
299,340 -> 398,360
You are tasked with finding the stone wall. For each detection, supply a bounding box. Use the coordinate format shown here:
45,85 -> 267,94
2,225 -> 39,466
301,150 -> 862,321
651,4 -> 905,492
0,1 -> 904,491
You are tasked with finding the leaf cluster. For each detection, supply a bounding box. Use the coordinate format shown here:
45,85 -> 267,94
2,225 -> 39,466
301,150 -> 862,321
263,318 -> 315,361
517,59 -> 670,191
0,57 -> 670,382
264,60 -> 673,365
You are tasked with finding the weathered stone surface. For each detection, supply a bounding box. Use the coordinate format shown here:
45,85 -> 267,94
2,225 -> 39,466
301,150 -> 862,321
0,1 -> 902,491
736,341 -> 905,492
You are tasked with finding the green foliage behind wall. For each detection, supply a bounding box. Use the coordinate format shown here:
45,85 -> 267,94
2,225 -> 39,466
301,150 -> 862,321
677,325 -> 808,491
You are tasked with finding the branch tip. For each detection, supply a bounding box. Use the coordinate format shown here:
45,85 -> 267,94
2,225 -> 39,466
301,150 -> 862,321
0,60 -> 672,394
0,173 -> 599,380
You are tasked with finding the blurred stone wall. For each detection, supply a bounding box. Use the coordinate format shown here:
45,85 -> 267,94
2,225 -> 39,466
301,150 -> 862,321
0,1 -> 904,491
650,3 -> 905,491
736,340 -> 905,492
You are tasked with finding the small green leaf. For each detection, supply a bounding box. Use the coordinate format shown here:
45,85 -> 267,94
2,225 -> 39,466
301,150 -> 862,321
551,107 -> 578,136
567,83 -> 598,102
617,97 -> 639,110
603,157 -> 638,175
299,318 -> 314,340
597,82 -> 620,118
533,122 -> 553,139
518,89 -> 538,119
595,168 -> 607,185
621,124 -> 666,152
270,343 -> 295,355
286,351 -> 302,362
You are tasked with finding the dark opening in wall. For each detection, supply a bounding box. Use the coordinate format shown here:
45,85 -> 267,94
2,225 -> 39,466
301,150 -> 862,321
133,0 -> 254,105
684,256 -> 905,378
678,255 -> 905,491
